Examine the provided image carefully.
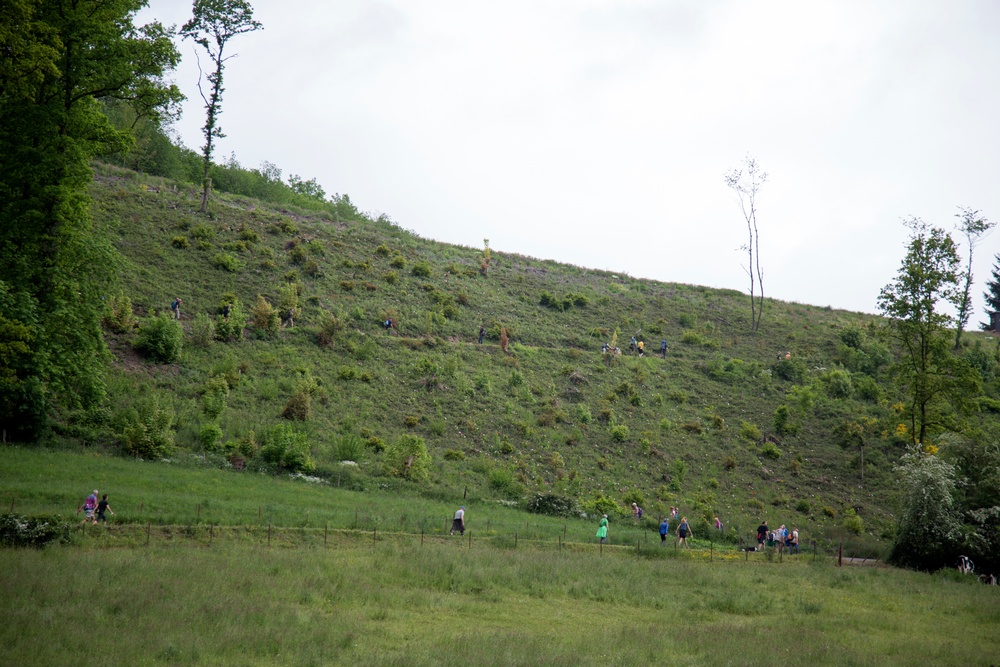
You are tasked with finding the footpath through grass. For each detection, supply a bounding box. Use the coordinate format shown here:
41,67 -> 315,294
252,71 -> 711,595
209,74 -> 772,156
4,539 -> 999,666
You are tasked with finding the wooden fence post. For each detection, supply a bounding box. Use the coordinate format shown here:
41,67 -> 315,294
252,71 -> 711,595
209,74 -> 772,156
146,522 -> 151,546
515,533 -> 518,549
373,527 -> 377,546
324,522 -> 328,546
637,539 -> 640,557
209,523 -> 213,546
197,503 -> 200,521
838,541 -> 843,567
268,522 -> 271,547
421,528 -> 424,546
468,531 -> 471,549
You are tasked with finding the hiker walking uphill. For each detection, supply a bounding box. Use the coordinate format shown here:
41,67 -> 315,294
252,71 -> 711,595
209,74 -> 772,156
660,340 -> 668,358
450,506 -> 466,536
478,325 -> 486,344
170,297 -> 182,320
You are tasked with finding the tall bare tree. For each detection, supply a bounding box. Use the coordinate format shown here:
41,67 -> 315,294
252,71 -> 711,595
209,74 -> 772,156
953,207 -> 994,349
181,0 -> 262,212
724,155 -> 767,334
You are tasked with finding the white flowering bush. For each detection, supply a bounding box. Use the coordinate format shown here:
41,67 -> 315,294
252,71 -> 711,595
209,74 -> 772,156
0,514 -> 70,547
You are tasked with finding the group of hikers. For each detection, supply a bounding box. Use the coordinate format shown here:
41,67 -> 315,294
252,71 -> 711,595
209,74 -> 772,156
596,505 -> 726,549
602,336 -> 668,359
755,520 -> 800,552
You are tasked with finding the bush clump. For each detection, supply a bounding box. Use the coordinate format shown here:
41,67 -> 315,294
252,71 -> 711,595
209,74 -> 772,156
0,514 -> 70,547
385,434 -> 431,481
526,493 -> 580,517
135,313 -> 182,363
260,424 -> 314,473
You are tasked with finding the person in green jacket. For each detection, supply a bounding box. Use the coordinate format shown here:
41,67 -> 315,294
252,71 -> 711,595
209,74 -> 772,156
596,514 -> 609,544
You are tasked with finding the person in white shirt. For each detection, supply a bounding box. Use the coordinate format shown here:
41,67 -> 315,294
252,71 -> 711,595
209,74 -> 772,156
451,506 -> 466,536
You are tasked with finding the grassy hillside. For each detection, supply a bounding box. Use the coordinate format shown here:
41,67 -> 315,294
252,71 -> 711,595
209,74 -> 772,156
63,162 -> 1000,546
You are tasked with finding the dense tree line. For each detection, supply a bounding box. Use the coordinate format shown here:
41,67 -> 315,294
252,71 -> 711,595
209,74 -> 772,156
0,0 -> 182,439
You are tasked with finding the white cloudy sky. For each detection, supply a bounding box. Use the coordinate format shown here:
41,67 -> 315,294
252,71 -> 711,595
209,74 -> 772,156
138,0 -> 1000,318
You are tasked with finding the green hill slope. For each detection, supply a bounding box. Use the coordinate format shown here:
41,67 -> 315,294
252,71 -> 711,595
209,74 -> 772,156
75,162 -> 1000,546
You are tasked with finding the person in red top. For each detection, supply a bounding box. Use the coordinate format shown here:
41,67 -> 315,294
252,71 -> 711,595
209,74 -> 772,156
78,489 -> 98,525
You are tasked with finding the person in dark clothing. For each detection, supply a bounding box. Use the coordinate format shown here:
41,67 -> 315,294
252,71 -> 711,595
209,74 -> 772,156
478,325 -> 486,344
660,340 -> 668,358
96,494 -> 114,523
757,521 -> 768,550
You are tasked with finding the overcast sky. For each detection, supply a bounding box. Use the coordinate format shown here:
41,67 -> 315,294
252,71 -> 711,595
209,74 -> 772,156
138,0 -> 1000,319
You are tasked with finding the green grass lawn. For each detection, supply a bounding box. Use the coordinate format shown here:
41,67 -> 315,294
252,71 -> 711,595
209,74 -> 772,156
4,540 -> 998,666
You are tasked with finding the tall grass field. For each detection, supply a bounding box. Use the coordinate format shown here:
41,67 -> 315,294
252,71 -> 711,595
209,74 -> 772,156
2,447 -> 998,665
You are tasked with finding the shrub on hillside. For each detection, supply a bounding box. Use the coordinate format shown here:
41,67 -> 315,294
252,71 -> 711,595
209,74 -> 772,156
315,311 -> 341,347
102,292 -> 138,333
411,261 -> 432,278
739,420 -> 762,441
282,390 -> 312,421
135,313 -> 182,363
610,424 -> 630,442
773,405 -> 797,436
583,492 -> 623,517
214,300 -> 247,342
189,313 -> 215,347
773,357 -> 807,383
199,422 -> 223,452
334,434 -> 365,462
211,252 -> 241,272
250,295 -> 279,335
386,434 -> 431,481
260,424 -> 314,473
526,493 -> 580,517
171,235 -> 190,249
822,369 -> 854,399
119,397 -> 175,459
375,244 -> 390,256
761,441 -> 782,459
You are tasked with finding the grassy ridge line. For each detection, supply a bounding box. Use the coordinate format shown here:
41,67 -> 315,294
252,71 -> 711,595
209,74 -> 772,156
4,541 -> 998,666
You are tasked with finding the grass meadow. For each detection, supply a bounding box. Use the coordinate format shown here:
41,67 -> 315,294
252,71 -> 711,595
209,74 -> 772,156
3,446 -> 1000,666
4,539 -> 999,666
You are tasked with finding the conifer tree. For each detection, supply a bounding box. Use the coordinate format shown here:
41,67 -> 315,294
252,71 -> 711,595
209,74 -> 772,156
981,253 -> 1000,330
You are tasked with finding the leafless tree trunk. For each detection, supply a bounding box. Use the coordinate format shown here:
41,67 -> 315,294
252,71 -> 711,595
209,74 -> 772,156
725,155 -> 768,334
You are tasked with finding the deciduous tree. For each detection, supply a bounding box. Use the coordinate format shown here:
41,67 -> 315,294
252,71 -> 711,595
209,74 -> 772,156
0,0 -> 181,439
181,0 -> 263,212
877,218 -> 980,445
953,207 -> 994,348
981,253 -> 1000,330
724,155 -> 767,334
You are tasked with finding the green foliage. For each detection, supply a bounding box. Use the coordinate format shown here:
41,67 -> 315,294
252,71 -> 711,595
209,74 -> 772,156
760,441 -> 782,459
822,369 -> 854,399
214,300 -> 247,342
878,218 -> 978,444
260,424 -> 314,473
411,261 -> 432,278
773,405 -> 796,436
0,0 -> 183,438
189,313 -> 216,348
102,293 -> 138,334
181,0 -> 263,210
386,434 -> 431,481
201,375 -> 230,419
120,397 -> 175,459
890,449 -> 962,570
249,295 -> 278,335
211,253 -> 242,272
334,434 -> 365,462
135,313 -> 183,363
199,422 -> 223,452
773,357 -> 807,383
843,508 -> 864,535
739,420 -> 762,441
0,514 -> 69,548
609,423 -> 630,442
